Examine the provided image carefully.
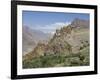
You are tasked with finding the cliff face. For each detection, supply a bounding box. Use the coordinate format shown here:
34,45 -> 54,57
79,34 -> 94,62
44,25 -> 73,55
23,19 -> 89,60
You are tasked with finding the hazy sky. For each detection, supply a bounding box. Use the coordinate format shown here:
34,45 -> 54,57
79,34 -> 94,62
22,11 -> 89,34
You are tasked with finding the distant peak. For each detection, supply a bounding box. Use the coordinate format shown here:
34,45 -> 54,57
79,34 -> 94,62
70,18 -> 89,28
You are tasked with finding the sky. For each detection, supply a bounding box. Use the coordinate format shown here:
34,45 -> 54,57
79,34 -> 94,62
22,11 -> 89,34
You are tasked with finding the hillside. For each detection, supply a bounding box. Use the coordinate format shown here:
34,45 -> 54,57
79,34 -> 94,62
23,19 -> 90,68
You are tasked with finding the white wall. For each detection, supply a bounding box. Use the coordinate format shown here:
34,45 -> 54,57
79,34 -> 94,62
0,0 -> 99,80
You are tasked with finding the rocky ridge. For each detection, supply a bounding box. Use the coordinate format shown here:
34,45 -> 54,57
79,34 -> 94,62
24,19 -> 89,60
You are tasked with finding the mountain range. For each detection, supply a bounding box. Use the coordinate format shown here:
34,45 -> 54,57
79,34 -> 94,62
22,26 -> 51,55
23,18 -> 89,60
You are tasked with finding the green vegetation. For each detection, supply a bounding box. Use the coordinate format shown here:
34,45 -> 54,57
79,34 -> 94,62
23,47 -> 89,68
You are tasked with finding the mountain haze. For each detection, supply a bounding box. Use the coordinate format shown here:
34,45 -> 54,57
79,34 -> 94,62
23,26 -> 51,55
